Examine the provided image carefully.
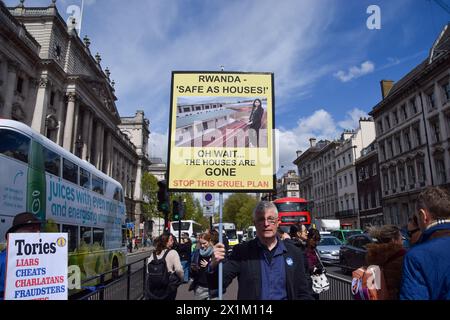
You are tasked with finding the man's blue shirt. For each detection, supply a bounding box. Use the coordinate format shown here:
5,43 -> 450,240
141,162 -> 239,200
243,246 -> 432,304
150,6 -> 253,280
257,238 -> 288,300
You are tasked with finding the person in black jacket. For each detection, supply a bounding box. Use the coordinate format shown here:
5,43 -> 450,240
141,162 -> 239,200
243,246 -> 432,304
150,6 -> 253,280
177,232 -> 192,283
209,201 -> 314,300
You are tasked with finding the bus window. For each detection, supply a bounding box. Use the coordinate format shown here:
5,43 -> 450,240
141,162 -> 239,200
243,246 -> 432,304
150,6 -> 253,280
92,175 -> 104,195
113,187 -> 121,201
62,224 -> 78,253
80,167 -> 90,189
0,129 -> 30,164
93,228 -> 104,247
43,147 -> 60,176
63,158 -> 78,184
80,226 -> 92,245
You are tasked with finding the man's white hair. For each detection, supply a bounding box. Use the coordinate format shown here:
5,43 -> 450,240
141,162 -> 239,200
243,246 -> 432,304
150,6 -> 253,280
252,201 -> 278,220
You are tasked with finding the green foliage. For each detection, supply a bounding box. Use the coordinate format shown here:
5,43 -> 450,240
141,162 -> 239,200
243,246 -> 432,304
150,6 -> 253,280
169,193 -> 209,228
223,193 -> 257,230
141,172 -> 159,220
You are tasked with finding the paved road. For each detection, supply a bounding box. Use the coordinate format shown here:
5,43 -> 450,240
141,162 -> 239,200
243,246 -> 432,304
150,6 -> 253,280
177,279 -> 238,300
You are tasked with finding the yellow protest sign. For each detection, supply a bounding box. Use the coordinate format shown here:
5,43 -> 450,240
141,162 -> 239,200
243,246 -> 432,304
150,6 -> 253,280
167,71 -> 275,192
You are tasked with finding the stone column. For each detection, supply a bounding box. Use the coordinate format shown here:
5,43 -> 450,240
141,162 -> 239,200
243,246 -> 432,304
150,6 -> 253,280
134,159 -> 142,201
99,125 -> 105,172
56,91 -> 65,146
73,103 -> 80,154
87,113 -> 94,163
2,62 -> 19,118
107,133 -> 113,175
31,76 -> 50,134
82,109 -> 91,160
95,122 -> 103,170
103,129 -> 111,174
63,93 -> 76,151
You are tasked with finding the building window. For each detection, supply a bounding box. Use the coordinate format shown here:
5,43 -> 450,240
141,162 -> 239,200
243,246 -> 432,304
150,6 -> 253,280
343,156 -> 346,166
418,161 -> 426,184
16,77 -> 24,94
380,145 -> 386,162
383,173 -> 389,191
390,169 -> 398,190
428,92 -> 436,110
401,104 -> 408,120
442,82 -> 450,102
375,190 -> 380,207
372,164 -> 377,176
404,131 -> 411,151
410,97 -> 418,114
399,166 -> 406,187
344,175 -> 348,187
396,136 -> 402,154
388,140 -> 394,158
393,110 -> 399,125
430,120 -> 441,143
50,91 -> 55,106
351,198 -> 355,210
338,159 -> 341,168
346,199 -> 349,210
377,121 -> 383,135
367,194 -> 371,209
407,164 -> 416,185
339,177 -> 342,188
413,126 -> 421,146
436,159 -> 447,184
350,173 -> 353,185
385,116 -> 391,129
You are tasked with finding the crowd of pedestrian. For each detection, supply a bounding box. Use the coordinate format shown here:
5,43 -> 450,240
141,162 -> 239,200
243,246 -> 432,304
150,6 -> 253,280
143,186 -> 450,301
1,187 -> 448,301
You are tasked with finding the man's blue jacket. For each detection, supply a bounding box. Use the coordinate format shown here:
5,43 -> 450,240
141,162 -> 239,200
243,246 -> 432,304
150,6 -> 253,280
400,222 -> 450,300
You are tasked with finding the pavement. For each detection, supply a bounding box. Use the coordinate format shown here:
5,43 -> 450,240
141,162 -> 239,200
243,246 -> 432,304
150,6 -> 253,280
127,246 -> 154,257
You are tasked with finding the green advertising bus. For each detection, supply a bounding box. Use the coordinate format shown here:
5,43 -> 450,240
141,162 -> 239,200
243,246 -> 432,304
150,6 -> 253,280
0,119 -> 127,294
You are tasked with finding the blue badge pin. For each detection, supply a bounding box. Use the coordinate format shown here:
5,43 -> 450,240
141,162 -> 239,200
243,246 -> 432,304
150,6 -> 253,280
286,257 -> 294,266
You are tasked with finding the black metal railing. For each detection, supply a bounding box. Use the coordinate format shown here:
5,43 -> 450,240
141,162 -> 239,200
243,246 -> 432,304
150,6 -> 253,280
319,272 -> 353,300
73,257 -> 148,300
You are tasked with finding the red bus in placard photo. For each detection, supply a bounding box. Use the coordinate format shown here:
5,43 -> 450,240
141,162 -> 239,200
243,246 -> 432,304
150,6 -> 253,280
273,197 -> 311,233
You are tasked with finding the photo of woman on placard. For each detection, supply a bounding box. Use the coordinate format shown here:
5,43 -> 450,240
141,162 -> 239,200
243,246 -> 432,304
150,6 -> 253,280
248,98 -> 264,147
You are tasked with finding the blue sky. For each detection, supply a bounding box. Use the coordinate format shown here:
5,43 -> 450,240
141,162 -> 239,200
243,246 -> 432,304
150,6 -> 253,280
5,0 -> 450,174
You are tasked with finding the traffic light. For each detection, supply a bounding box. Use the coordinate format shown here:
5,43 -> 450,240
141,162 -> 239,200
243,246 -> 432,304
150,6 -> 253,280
172,200 -> 180,221
157,181 -> 169,212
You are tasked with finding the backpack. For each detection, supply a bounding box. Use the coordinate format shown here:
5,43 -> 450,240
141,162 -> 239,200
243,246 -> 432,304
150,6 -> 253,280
351,250 -> 405,300
146,250 -> 173,300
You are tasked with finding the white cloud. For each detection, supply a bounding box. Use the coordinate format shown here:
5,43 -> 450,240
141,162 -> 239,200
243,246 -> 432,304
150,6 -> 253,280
334,61 -> 375,83
277,108 -> 368,175
338,108 -> 368,130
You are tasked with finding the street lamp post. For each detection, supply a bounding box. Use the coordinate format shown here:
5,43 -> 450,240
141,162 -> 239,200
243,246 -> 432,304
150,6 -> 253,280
352,145 -> 360,229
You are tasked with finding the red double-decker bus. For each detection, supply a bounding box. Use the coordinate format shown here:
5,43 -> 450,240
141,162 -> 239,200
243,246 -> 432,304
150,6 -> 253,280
273,197 -> 311,233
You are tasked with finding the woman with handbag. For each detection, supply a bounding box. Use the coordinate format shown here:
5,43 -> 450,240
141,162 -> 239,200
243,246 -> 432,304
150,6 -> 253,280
305,229 -> 329,299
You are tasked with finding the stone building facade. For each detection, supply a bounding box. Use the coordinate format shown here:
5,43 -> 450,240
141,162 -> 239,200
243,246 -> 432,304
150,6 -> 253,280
355,142 -> 383,228
369,24 -> 450,226
0,2 -> 150,231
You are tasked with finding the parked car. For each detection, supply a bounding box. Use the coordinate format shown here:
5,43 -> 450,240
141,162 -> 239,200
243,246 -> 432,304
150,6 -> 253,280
317,235 -> 342,265
339,233 -> 376,274
330,229 -> 363,244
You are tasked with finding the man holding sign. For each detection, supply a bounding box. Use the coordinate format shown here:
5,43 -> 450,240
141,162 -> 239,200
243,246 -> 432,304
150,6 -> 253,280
1,212 -> 68,300
1,212 -> 42,300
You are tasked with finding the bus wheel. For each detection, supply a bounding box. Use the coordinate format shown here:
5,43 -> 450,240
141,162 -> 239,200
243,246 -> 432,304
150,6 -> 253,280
112,257 -> 119,279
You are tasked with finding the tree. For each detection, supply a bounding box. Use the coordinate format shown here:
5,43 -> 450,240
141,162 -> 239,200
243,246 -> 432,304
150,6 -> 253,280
141,172 -> 160,221
170,193 -> 209,229
223,193 -> 257,230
